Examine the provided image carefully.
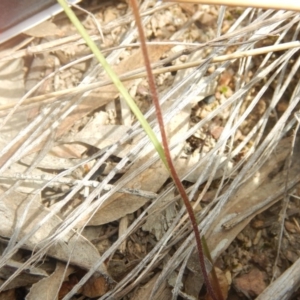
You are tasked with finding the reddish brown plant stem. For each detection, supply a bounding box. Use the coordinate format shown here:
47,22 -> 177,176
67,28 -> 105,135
129,1 -> 221,299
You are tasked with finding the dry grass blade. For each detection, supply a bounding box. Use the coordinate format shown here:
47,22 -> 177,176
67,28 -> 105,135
1,1 -> 300,300
167,0 -> 300,12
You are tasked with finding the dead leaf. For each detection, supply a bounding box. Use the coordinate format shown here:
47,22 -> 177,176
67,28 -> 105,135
82,274 -> 109,298
0,289 -> 16,300
0,189 -> 108,276
23,21 -> 63,38
85,157 -> 170,226
0,258 -> 48,291
26,262 -> 74,300
233,268 -> 267,298
85,94 -> 190,226
82,50 -> 218,227
50,143 -> 88,159
284,221 -> 298,233
58,272 -> 82,299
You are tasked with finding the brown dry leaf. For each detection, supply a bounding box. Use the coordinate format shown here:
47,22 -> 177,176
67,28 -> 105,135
82,274 -> 109,298
23,21 -> 63,38
26,262 -> 74,300
58,279 -> 77,299
0,189 -> 108,275
83,50 -> 217,227
50,143 -> 88,159
58,272 -> 84,299
52,111 -> 108,159
284,220 -> 298,233
85,156 -> 170,226
233,268 -> 267,298
0,289 -> 16,300
85,95 -> 191,226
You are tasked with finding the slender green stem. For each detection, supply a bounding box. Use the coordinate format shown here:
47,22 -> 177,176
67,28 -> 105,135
57,0 -> 223,299
56,0 -> 167,167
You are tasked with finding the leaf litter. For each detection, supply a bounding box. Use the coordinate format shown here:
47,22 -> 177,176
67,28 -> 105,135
0,0 -> 300,299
